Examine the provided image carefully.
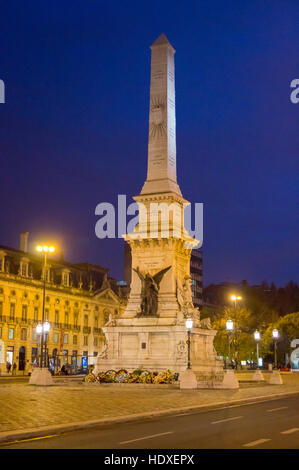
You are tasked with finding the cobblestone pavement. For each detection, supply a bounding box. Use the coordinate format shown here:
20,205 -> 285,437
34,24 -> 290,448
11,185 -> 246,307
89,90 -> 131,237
1,374 -> 299,434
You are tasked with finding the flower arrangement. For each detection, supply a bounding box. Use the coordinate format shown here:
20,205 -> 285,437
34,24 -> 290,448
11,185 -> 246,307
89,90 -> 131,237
84,369 -> 179,384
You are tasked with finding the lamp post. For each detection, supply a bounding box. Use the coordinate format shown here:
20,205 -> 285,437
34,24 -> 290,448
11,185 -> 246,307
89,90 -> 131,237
222,318 -> 239,389
252,330 -> 264,381
231,295 -> 242,309
185,318 -> 193,369
36,321 -> 51,368
226,319 -> 234,369
272,328 -> 279,369
269,328 -> 283,384
36,245 -> 54,368
179,317 -> 197,389
29,245 -> 55,386
254,330 -> 260,368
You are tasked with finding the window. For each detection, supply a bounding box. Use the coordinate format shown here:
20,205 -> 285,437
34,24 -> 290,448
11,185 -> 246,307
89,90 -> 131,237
45,308 -> 49,321
21,263 -> 27,277
34,307 -> 38,322
83,336 -> 88,346
21,328 -> 27,340
10,303 -> 15,320
8,328 -> 14,339
94,317 -> 98,328
65,312 -> 69,324
64,334 -> 68,344
54,332 -> 59,344
55,310 -> 59,324
73,335 -> 77,345
22,305 -> 28,321
84,314 -> 88,326
74,312 -> 78,326
32,330 -> 37,341
93,351 -> 98,357
0,327 -> 2,338
31,348 -> 38,363
94,337 -> 98,347
63,272 -> 69,286
0,258 -> 3,271
0,302 -> 2,315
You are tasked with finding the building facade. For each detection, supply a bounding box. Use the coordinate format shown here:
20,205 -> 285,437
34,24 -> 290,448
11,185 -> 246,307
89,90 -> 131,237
190,249 -> 203,308
0,235 -> 126,374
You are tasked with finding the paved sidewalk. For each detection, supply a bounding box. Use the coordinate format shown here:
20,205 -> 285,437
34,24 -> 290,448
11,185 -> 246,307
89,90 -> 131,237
1,373 -> 299,441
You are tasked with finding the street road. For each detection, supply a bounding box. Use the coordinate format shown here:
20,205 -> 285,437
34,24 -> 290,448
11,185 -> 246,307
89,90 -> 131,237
2,395 -> 299,449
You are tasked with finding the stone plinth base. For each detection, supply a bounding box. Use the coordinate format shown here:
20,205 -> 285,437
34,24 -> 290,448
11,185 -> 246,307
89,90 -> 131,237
269,370 -> 283,385
221,369 -> 239,389
253,369 -> 265,381
29,368 -> 53,386
179,369 -> 198,389
95,324 -> 224,388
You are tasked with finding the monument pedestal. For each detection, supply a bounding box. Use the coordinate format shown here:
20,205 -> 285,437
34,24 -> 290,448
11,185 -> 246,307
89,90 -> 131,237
221,369 -> 239,389
269,369 -> 283,384
29,368 -> 53,386
94,322 -> 224,388
180,369 -> 198,389
253,369 -> 265,381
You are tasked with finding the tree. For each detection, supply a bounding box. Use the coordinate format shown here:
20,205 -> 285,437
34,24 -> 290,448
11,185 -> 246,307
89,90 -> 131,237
212,307 -> 257,363
262,312 -> 299,364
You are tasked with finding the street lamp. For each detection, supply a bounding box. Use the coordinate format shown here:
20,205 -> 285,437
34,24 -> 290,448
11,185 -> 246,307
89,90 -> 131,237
231,295 -> 242,309
226,319 -> 234,368
185,318 -> 193,369
36,245 -> 55,369
29,244 -> 55,386
253,330 -> 265,381
36,321 -> 51,367
272,329 -> 279,369
254,330 -> 261,368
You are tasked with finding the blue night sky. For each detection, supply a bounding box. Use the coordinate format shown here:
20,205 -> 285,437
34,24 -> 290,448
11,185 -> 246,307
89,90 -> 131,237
0,0 -> 298,286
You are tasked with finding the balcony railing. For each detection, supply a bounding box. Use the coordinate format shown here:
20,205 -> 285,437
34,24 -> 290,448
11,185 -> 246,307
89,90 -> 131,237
83,326 -> 91,334
93,327 -> 101,335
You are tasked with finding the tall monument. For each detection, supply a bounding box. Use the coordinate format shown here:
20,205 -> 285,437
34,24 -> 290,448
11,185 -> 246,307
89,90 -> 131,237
95,34 -> 224,387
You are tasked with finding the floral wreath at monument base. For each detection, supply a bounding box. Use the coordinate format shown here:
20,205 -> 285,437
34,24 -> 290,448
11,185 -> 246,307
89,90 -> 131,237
84,369 -> 179,384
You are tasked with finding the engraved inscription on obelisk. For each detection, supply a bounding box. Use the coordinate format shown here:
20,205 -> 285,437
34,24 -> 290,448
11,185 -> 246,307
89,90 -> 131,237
140,33 -> 182,196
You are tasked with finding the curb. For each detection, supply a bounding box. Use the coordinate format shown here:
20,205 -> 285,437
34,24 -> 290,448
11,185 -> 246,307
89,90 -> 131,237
1,389 -> 299,445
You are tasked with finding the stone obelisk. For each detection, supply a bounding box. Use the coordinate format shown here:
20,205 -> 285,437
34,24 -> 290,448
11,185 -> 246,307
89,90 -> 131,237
95,34 -> 224,387
141,33 -> 181,196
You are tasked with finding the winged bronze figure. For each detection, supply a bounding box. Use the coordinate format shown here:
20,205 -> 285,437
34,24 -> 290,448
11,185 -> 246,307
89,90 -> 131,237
133,266 -> 171,317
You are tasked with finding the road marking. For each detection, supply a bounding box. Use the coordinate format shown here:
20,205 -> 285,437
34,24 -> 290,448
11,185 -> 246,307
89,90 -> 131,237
267,406 -> 288,412
211,416 -> 243,424
281,428 -> 299,434
4,435 -> 58,445
120,431 -> 173,445
243,439 -> 271,447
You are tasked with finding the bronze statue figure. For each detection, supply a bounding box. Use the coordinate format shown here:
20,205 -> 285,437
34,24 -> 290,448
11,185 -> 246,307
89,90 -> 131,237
133,266 -> 171,317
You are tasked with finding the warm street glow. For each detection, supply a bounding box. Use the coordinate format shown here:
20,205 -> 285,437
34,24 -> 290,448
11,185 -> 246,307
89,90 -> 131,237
273,328 -> 279,339
185,318 -> 193,330
231,295 -> 242,301
36,323 -> 43,334
43,321 -> 50,333
254,330 -> 261,341
226,319 -> 234,331
36,245 -> 55,254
